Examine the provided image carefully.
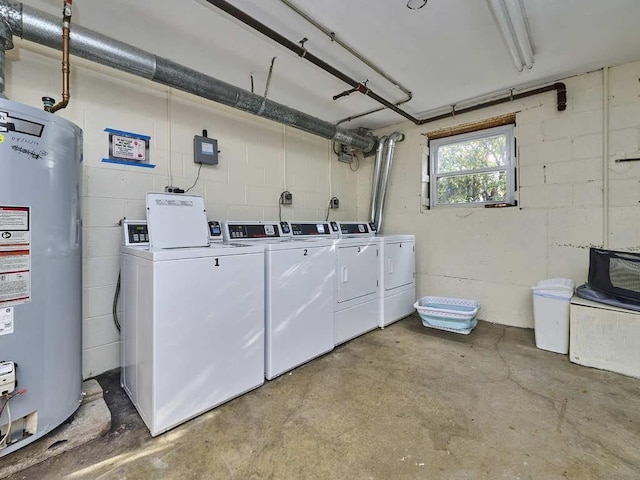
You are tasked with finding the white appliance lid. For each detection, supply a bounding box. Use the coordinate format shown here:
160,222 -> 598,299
121,242 -> 264,260
146,193 -> 210,249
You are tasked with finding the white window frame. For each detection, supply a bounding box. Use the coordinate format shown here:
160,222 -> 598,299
429,124 -> 516,208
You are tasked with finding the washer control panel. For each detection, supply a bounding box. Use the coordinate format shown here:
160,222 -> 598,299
289,222 -> 335,237
122,220 -> 149,246
336,222 -> 374,236
223,221 -> 290,241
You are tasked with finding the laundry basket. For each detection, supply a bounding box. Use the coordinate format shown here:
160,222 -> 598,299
414,296 -> 480,334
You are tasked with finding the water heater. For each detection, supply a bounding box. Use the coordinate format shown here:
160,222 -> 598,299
0,98 -> 82,456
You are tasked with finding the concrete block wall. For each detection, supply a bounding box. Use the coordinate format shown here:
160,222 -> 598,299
365,61 -> 640,328
6,41 -> 358,378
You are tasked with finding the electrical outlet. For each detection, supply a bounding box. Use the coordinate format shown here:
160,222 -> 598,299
330,197 -> 339,209
280,191 -> 293,205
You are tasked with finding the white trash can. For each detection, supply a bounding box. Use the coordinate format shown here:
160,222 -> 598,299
531,279 -> 575,354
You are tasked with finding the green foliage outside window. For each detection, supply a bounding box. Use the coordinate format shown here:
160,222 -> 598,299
435,134 -> 508,204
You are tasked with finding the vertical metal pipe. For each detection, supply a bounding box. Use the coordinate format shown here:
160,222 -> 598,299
0,48 -> 5,98
47,0 -> 71,113
603,67 -> 610,248
0,18 -> 13,99
375,132 -> 404,233
369,137 -> 388,224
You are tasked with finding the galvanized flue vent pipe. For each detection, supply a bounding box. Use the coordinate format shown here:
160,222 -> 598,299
0,16 -> 12,98
374,132 -> 404,234
0,1 -> 376,153
369,136 -> 388,225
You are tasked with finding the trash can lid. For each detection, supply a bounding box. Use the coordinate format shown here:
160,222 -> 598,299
532,289 -> 573,300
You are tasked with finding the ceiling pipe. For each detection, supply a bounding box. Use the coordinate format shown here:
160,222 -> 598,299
278,0 -> 413,125
0,16 -> 12,98
417,82 -> 566,126
375,132 -> 404,234
204,0 -> 422,125
369,136 -> 388,225
0,1 -> 376,153
204,0 -> 567,127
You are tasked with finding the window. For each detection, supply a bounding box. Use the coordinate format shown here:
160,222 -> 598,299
429,125 -> 515,207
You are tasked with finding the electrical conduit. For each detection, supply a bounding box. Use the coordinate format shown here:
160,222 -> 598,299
603,67 -> 610,248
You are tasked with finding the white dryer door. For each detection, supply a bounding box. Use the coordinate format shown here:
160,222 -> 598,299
385,241 -> 415,291
336,244 -> 378,303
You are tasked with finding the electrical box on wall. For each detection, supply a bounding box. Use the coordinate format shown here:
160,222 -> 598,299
194,135 -> 218,165
280,191 -> 293,205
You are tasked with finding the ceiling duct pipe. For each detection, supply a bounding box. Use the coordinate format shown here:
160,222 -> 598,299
0,1 -> 376,153
375,131 -> 404,234
369,136 -> 388,225
0,14 -> 13,98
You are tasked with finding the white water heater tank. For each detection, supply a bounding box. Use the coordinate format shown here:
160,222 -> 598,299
0,98 -> 82,456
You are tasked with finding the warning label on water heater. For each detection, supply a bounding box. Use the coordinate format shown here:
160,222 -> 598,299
0,307 -> 13,336
0,206 -> 31,307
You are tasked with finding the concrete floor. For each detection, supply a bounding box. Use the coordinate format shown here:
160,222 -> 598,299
7,316 -> 640,479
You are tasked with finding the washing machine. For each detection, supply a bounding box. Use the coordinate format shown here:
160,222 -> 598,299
376,232 -> 416,328
329,221 -> 380,345
120,194 -> 265,436
223,221 -> 335,380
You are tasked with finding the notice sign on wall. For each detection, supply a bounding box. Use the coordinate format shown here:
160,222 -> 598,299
0,206 -> 31,307
112,135 -> 147,161
103,128 -> 152,168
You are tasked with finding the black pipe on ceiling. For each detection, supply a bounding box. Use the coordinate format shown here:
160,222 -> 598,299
204,0 -> 422,124
417,82 -> 567,126
206,0 -> 567,126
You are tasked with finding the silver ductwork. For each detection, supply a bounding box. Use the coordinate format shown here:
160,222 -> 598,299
369,136 -> 388,224
0,11 -> 13,98
370,132 -> 404,234
0,1 -> 376,153
0,46 -> 5,98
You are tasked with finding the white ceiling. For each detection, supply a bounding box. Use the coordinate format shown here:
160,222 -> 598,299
22,0 -> 640,131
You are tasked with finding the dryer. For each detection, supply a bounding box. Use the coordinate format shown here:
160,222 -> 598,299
120,194 -> 265,436
223,221 -> 334,380
376,232 -> 416,328
330,221 -> 380,345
